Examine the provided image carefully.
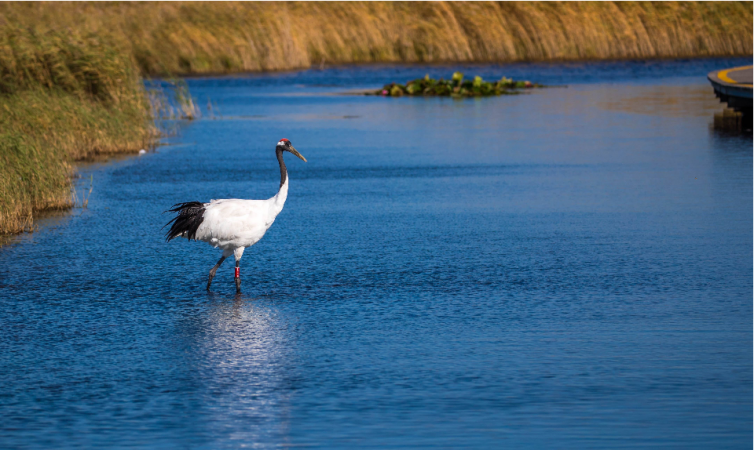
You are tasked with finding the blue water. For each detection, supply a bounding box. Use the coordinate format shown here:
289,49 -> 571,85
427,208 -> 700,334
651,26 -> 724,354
1,58 -> 751,448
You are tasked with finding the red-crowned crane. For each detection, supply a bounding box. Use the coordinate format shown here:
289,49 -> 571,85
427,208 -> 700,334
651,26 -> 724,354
164,139 -> 306,293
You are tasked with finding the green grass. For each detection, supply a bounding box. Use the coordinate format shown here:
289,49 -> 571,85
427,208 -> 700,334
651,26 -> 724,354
0,89 -> 155,234
0,27 -> 154,234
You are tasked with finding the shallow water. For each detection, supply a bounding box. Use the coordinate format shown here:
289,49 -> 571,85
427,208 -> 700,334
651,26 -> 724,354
1,58 -> 752,448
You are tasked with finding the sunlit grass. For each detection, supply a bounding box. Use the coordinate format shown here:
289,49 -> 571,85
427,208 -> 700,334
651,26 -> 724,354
0,2 -> 749,76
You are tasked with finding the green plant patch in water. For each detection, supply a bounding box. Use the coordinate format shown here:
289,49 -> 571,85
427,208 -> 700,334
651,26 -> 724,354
370,72 -> 544,97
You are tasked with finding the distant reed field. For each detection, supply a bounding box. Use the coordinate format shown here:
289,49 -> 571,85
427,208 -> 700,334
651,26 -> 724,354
0,1 -> 751,235
1,2 -> 750,75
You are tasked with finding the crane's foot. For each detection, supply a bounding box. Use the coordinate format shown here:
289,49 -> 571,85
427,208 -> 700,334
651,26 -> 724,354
207,272 -> 216,291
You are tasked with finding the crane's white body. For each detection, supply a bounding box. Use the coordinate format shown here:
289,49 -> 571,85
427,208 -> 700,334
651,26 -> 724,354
166,138 -> 304,293
193,178 -> 288,257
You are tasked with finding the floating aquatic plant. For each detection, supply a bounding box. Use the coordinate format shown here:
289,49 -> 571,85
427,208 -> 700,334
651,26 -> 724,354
371,72 -> 543,98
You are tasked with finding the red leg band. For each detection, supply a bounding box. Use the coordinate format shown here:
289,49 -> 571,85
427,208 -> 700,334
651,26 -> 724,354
235,267 -> 240,278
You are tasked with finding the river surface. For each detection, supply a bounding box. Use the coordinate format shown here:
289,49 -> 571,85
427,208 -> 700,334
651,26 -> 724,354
1,58 -> 751,449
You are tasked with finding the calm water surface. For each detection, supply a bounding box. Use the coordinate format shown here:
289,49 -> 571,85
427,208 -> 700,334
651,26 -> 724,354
1,58 -> 752,448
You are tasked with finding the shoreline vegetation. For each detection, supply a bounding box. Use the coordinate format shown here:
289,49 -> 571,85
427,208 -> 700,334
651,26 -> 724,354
0,2 -> 751,236
0,27 -> 155,235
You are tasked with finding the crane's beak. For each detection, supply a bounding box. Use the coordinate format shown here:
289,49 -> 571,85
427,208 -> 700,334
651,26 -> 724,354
289,146 -> 307,162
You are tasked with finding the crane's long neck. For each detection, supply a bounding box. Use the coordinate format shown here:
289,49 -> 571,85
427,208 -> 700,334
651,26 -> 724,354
272,148 -> 289,212
276,147 -> 287,189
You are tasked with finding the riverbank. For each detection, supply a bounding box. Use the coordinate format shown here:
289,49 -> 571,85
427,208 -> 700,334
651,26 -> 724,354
2,2 -> 751,75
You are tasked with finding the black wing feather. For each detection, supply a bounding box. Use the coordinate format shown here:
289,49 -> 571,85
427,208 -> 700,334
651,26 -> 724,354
163,201 -> 205,242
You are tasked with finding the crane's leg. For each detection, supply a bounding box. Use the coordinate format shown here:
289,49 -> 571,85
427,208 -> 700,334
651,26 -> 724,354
207,255 -> 227,291
234,260 -> 241,293
234,247 -> 245,293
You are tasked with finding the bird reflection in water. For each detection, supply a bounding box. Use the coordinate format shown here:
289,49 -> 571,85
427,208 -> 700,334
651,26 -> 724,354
180,295 -> 296,445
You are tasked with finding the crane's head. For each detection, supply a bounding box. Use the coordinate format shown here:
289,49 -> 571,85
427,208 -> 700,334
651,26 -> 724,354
276,139 -> 307,162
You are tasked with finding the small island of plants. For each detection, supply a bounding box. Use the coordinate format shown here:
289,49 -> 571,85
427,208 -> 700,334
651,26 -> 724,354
371,72 -> 544,97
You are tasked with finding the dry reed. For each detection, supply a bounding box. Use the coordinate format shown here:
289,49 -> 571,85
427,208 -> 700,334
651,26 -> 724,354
0,2 -> 749,76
